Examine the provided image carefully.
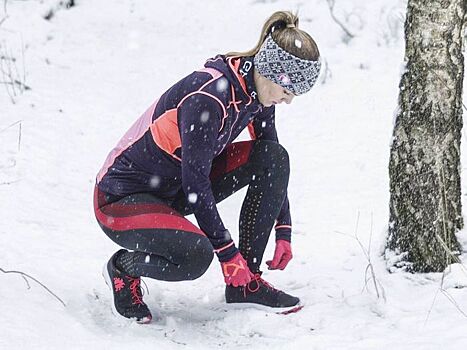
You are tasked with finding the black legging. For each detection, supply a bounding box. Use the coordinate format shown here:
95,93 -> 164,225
94,140 -> 290,281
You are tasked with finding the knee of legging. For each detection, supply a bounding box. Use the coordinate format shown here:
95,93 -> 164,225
180,237 -> 214,280
253,140 -> 290,174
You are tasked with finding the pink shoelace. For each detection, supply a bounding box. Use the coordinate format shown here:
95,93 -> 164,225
127,276 -> 144,305
243,273 -> 278,297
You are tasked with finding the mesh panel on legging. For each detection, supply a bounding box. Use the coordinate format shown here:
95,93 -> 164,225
238,189 -> 264,271
116,246 -> 212,282
238,142 -> 290,272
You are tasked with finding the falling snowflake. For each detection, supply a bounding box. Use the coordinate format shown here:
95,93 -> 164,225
201,111 -> 210,123
216,77 -> 228,92
150,176 -> 160,188
295,39 -> 302,48
188,192 -> 198,203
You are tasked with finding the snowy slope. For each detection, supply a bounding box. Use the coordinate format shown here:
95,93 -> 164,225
1,0 -> 467,349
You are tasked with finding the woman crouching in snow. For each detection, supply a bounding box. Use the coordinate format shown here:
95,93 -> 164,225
93,10 -> 321,323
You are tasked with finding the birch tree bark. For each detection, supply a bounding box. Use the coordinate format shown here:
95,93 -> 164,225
387,0 -> 465,272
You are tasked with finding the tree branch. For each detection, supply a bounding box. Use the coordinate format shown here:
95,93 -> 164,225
0,0 -> 8,27
326,0 -> 355,40
0,267 -> 66,307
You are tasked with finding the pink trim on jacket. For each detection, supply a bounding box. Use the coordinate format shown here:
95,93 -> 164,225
275,225 -> 292,230
96,99 -> 159,183
213,241 -> 234,254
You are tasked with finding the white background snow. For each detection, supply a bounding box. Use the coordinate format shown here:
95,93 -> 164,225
1,0 -> 467,349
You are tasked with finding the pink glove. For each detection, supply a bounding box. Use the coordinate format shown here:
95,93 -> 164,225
266,240 -> 293,270
221,252 -> 254,287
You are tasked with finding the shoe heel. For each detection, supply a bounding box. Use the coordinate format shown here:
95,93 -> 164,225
102,263 -> 121,319
102,263 -> 112,290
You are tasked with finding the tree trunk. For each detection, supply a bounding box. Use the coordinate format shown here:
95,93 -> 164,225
387,0 -> 465,272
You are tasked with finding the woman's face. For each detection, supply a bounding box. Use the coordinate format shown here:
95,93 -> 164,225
254,69 -> 295,107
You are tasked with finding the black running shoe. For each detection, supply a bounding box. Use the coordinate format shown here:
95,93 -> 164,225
103,249 -> 152,324
225,273 -> 300,309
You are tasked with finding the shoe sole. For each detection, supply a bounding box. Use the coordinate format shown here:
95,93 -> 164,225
225,301 -> 304,315
102,264 -> 152,324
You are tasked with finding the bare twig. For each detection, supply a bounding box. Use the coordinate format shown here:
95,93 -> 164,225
435,234 -> 462,265
0,0 -> 7,27
0,267 -> 66,307
18,120 -> 21,151
44,0 -> 76,21
0,45 -> 16,102
335,212 -> 386,300
354,210 -> 360,239
435,163 -> 465,268
320,58 -> 332,85
326,0 -> 355,40
368,212 -> 373,256
424,159 -> 467,326
334,230 -> 353,239
440,289 -> 467,318
362,213 -> 385,299
20,34 -> 25,91
424,287 -> 440,326
425,270 -> 467,326
0,119 -> 21,133
0,40 -> 28,103
0,119 -> 22,152
0,179 -> 20,185
164,330 -> 187,346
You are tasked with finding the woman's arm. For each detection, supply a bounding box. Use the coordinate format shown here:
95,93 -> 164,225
178,93 -> 239,262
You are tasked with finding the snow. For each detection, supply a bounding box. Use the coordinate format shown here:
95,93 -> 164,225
188,193 -> 198,204
150,176 -> 161,188
216,78 -> 228,93
294,39 -> 302,49
1,0 -> 467,349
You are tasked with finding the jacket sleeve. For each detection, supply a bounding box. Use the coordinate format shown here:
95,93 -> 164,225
249,106 -> 293,242
178,93 -> 239,261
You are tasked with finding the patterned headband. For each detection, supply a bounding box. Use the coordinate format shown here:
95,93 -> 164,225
253,34 -> 321,95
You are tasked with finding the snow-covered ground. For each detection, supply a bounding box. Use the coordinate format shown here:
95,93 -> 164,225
1,0 -> 467,349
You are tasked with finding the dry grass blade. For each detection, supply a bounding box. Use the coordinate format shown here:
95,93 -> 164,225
440,289 -> 467,318
337,212 -> 386,301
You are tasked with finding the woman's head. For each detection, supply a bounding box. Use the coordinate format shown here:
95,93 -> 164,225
228,11 -> 321,107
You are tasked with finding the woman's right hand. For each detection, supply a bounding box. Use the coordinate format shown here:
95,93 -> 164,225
220,252 -> 254,287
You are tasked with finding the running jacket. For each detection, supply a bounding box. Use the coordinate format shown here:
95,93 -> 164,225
96,55 -> 292,259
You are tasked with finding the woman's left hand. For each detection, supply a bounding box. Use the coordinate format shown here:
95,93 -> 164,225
266,239 -> 292,270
